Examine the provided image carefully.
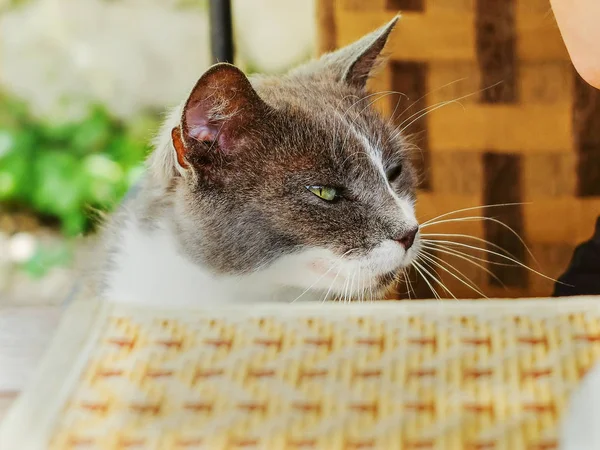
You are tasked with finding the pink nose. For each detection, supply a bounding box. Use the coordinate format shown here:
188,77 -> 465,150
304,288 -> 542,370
395,226 -> 418,250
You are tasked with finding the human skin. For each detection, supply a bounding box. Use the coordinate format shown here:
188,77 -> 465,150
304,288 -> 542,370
551,0 -> 600,89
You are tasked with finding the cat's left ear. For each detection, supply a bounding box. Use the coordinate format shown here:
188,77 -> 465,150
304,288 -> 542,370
172,63 -> 269,172
315,16 -> 399,90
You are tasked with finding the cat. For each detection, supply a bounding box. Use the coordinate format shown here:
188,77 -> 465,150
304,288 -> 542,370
87,16 -> 421,306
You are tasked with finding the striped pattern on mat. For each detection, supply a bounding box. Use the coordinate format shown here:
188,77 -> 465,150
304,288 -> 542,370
1,298 -> 600,449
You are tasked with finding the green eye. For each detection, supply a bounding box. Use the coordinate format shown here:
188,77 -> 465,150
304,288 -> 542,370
307,186 -> 339,202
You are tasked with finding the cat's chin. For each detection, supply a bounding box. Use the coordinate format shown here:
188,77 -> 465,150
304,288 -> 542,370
252,239 -> 420,303
324,285 -> 392,302
311,264 -> 412,302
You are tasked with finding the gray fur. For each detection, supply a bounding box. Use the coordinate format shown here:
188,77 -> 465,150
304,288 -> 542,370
92,16 -> 419,300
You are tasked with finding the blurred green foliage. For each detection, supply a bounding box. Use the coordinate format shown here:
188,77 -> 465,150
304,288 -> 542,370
0,94 -> 159,236
23,239 -> 75,278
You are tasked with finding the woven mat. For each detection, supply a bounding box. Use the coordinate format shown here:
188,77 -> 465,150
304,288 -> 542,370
2,298 -> 600,450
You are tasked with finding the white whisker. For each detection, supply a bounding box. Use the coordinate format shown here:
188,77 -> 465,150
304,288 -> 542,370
395,99 -> 465,138
419,250 -> 487,298
403,268 -> 415,300
321,265 -> 344,303
420,215 -> 540,267
411,262 -> 441,300
415,257 -> 457,299
347,269 -> 355,303
291,263 -> 338,304
340,274 -> 349,304
412,259 -> 446,299
421,232 -> 520,260
394,81 -> 503,136
420,243 -> 506,287
422,241 -> 515,268
406,269 -> 417,299
368,270 -> 374,302
358,265 -> 363,303
420,203 -> 529,226
421,239 -> 558,284
392,77 -> 468,123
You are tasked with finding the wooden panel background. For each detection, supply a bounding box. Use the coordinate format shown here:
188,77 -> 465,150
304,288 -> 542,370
316,0 -> 600,299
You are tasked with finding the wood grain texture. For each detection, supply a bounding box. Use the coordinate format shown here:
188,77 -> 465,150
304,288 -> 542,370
386,0 -> 424,12
483,153 -> 526,288
390,61 -> 431,190
476,0 -> 517,103
316,0 -> 337,54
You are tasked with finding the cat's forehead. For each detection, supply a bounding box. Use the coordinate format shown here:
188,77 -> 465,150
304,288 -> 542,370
238,76 -> 413,196
256,77 -> 384,126
273,106 -> 384,170
256,79 -> 393,154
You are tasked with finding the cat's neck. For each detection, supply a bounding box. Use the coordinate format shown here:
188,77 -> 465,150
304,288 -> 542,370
100,201 -> 318,306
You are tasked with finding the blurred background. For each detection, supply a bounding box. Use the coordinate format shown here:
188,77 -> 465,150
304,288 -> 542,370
0,0 -> 599,304
0,0 -> 316,305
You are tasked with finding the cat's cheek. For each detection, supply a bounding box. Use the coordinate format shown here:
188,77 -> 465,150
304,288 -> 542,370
309,260 -> 340,277
269,247 -> 345,289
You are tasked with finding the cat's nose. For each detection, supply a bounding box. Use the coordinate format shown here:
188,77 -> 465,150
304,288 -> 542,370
395,226 -> 419,250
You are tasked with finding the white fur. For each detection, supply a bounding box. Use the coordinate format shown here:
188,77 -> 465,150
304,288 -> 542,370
104,214 -> 313,305
147,103 -> 185,185
104,208 -> 415,306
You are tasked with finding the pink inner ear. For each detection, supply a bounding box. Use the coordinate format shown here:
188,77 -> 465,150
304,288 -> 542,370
188,123 -> 218,142
185,101 -> 220,142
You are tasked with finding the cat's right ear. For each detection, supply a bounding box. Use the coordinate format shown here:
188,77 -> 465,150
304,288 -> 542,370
298,16 -> 399,91
172,63 -> 268,173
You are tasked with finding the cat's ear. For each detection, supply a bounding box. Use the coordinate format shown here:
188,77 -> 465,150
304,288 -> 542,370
311,16 -> 399,90
172,63 -> 268,170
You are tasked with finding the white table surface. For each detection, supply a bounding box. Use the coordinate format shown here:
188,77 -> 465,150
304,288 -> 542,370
0,307 -> 62,422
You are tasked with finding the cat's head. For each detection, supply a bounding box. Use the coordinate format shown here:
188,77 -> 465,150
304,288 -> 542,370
156,17 -> 420,300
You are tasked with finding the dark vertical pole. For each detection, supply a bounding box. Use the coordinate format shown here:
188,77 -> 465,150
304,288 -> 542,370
209,0 -> 234,64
